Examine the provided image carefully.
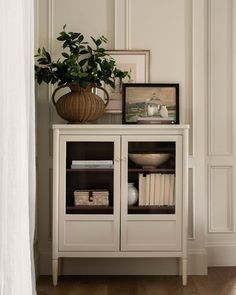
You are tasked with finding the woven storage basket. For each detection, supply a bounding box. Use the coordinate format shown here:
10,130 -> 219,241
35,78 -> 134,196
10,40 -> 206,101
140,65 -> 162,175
74,190 -> 109,206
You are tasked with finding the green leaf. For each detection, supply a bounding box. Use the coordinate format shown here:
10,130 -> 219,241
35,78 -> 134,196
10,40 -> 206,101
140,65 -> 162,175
78,35 -> 84,43
96,39 -> 102,46
90,36 -> 96,45
62,52 -> 69,58
87,45 -> 93,54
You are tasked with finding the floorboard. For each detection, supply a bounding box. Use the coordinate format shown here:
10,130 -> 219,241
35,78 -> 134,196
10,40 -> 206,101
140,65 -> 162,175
37,267 -> 236,295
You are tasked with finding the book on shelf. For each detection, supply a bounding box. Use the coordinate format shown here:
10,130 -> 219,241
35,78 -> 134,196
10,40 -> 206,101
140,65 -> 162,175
149,174 -> 155,205
154,173 -> 161,206
72,160 -> 113,165
159,174 -> 165,205
71,164 -> 113,169
163,174 -> 171,205
138,173 -> 143,206
140,174 -> 145,206
141,174 -> 147,206
145,174 -> 150,206
169,174 -> 175,206
71,160 -> 113,169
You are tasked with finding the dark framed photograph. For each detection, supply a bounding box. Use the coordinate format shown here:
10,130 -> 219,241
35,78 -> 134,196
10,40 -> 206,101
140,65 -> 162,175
122,83 -> 179,124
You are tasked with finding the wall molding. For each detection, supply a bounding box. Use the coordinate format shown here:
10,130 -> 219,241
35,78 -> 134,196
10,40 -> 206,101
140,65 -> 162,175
208,165 -> 234,233
125,0 -> 132,49
186,0 -> 194,156
47,0 -> 54,241
114,0 -> 132,49
114,0 -> 118,49
207,0 -> 234,157
233,0 -> 236,159
207,242 -> 236,266
188,167 -> 196,240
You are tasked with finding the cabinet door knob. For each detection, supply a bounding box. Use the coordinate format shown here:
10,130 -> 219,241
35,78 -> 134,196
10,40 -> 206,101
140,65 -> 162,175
115,158 -> 120,162
122,157 -> 127,161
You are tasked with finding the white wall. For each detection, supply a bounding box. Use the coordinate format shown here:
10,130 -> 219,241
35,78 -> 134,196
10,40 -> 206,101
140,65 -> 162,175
36,0 -> 235,275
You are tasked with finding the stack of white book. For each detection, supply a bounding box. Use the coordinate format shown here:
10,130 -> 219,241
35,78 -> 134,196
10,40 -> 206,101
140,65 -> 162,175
71,160 -> 113,169
138,173 -> 175,206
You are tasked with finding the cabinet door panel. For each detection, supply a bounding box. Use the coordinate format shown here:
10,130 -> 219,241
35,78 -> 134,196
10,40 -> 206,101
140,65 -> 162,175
122,220 -> 181,251
59,220 -> 118,251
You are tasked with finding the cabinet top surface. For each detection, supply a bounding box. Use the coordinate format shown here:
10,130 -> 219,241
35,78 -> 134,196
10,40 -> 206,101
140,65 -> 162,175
52,124 -> 189,131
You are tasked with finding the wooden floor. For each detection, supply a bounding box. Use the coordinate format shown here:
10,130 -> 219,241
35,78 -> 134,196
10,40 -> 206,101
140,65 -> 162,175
37,267 -> 236,295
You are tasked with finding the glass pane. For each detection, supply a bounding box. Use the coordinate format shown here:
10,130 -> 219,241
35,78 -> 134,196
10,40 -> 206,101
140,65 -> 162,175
66,141 -> 114,214
127,141 -> 176,214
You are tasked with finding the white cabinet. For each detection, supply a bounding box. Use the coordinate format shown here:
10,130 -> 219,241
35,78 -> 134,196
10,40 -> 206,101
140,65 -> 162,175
52,124 -> 189,286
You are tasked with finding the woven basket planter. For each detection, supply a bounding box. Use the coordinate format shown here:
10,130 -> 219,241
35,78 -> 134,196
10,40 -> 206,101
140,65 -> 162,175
52,83 -> 109,123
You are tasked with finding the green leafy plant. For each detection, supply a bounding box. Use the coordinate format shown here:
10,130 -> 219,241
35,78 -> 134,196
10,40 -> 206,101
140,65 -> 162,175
35,25 -> 130,88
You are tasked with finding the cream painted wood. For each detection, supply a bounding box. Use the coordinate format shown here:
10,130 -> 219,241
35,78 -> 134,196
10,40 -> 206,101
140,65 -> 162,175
61,220 -> 117,251
121,135 -> 183,252
58,135 -> 120,252
123,221 -> 181,251
52,125 -> 189,286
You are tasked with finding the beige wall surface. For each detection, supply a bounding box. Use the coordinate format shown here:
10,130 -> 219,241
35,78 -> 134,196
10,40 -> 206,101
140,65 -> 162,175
36,0 -> 235,275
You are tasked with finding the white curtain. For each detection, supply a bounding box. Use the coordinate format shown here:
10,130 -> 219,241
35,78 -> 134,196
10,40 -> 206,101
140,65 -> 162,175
0,0 -> 36,294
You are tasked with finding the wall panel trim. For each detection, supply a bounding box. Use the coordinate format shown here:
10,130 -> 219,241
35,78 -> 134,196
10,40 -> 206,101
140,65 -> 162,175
207,0 -> 234,156
208,165 -> 234,233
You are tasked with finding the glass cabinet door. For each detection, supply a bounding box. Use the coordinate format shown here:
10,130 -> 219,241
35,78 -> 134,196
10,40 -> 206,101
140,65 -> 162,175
121,135 -> 182,251
58,135 -> 120,252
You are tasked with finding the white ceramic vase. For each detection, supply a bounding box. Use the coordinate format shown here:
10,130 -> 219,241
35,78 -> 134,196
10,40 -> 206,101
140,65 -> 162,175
128,183 -> 138,205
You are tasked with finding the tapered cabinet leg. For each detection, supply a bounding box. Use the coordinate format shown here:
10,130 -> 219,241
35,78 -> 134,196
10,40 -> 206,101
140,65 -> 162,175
52,258 -> 58,286
182,258 -> 188,286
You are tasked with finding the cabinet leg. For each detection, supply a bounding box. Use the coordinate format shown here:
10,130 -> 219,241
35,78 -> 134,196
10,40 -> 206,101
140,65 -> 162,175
182,258 -> 188,286
52,259 -> 58,286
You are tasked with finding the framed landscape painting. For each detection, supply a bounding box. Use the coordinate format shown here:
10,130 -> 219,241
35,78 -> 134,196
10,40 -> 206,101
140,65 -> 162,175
103,50 -> 150,113
122,83 -> 179,124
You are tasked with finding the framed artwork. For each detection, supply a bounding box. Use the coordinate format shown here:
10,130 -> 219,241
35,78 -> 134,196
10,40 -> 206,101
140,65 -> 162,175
102,50 -> 150,113
122,83 -> 179,124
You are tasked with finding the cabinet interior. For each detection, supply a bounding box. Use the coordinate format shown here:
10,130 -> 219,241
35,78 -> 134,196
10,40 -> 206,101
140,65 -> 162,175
65,140 -> 176,215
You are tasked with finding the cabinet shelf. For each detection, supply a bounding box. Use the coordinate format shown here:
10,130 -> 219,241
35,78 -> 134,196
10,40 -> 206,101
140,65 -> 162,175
67,168 -> 113,172
66,205 -> 113,214
128,168 -> 175,173
128,205 -> 175,214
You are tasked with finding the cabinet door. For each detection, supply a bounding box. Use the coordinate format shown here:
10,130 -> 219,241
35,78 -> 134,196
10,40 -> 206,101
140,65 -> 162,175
58,135 -> 120,252
121,135 -> 183,251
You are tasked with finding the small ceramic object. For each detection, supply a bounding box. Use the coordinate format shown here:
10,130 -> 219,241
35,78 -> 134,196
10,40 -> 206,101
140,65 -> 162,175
160,105 -> 169,118
128,183 -> 138,205
145,92 -> 161,117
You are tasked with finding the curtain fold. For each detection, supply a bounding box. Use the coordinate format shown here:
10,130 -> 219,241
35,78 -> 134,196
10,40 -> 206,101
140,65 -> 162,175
0,0 -> 36,294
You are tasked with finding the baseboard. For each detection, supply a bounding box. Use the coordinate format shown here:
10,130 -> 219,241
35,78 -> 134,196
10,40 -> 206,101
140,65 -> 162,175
188,249 -> 208,275
206,243 -> 236,266
39,249 -> 207,276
